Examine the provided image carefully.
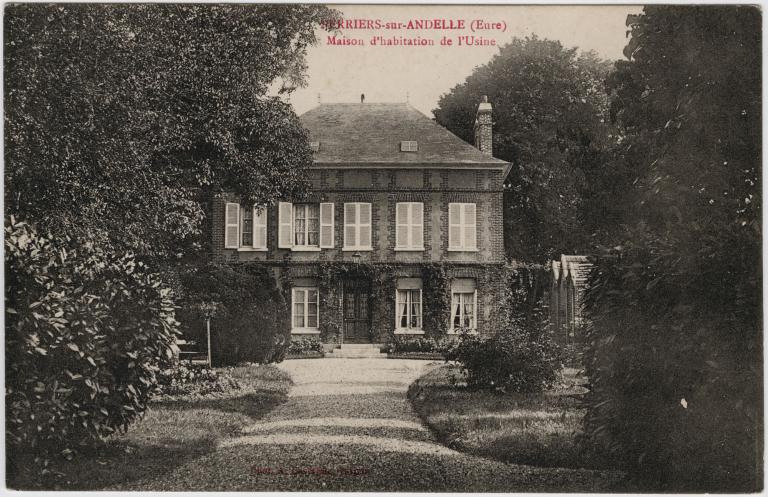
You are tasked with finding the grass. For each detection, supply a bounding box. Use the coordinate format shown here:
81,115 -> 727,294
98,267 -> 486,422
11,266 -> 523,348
408,364 -> 610,470
9,365 -> 292,490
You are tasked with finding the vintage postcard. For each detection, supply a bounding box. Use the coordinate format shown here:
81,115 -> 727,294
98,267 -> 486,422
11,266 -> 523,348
4,2 -> 762,493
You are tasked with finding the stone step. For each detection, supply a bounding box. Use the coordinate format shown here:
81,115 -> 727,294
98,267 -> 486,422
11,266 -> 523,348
336,344 -> 383,350
328,349 -> 387,359
325,354 -> 387,359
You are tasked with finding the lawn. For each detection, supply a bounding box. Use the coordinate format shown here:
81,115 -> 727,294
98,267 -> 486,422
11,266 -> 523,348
9,365 -> 292,490
408,364 -> 610,470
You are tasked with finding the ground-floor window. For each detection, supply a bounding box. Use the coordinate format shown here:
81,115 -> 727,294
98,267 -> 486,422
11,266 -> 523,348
292,287 -> 319,332
450,279 -> 477,332
395,278 -> 423,333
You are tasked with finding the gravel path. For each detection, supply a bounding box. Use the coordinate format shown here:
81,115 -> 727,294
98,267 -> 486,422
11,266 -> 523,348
117,359 -> 625,491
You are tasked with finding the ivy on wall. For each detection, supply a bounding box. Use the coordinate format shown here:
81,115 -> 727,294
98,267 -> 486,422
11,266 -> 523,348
275,262 -> 545,342
316,262 -> 397,343
421,263 -> 451,337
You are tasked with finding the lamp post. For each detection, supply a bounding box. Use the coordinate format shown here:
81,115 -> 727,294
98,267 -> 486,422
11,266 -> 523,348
199,302 -> 219,368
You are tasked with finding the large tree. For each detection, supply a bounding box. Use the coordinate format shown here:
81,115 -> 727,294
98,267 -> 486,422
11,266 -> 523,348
584,6 -> 761,490
433,36 -> 614,263
5,4 -> 338,258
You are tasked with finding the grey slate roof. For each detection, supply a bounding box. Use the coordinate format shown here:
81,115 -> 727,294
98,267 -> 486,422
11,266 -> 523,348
300,102 -> 508,166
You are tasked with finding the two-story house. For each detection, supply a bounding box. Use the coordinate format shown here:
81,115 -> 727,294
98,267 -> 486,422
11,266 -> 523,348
211,97 -> 510,348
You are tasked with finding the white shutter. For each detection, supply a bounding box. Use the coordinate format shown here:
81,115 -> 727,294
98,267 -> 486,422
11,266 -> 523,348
344,203 -> 356,248
448,203 -> 461,249
253,207 -> 267,249
464,203 -> 477,249
278,202 -> 293,248
225,202 -> 239,248
359,203 -> 371,248
319,202 -> 334,248
412,203 -> 424,248
396,203 -> 408,248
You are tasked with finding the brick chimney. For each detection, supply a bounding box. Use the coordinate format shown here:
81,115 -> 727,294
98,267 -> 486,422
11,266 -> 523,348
474,95 -> 493,155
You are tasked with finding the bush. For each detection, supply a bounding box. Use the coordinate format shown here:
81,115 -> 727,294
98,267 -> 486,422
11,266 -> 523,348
156,364 -> 240,397
446,329 -> 561,393
384,336 -> 453,355
5,218 -> 179,466
286,337 -> 324,356
178,263 -> 290,366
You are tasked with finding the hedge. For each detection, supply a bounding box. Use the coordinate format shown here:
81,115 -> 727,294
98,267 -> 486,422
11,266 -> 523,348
178,263 -> 290,366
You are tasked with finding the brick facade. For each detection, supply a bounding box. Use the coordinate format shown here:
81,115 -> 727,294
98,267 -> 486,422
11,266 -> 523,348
208,100 -> 510,343
212,169 -> 504,265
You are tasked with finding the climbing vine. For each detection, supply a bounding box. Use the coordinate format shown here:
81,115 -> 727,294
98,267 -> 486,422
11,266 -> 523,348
317,262 -> 397,343
421,263 -> 452,337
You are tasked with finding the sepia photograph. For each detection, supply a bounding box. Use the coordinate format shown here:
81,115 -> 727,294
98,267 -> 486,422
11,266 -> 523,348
3,2 -> 762,493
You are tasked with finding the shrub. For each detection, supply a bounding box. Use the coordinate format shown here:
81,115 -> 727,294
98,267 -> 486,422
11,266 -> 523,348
384,336 -> 453,355
5,218 -> 179,466
446,329 -> 561,393
445,263 -> 561,392
178,263 -> 290,366
287,337 -> 324,356
156,364 -> 240,397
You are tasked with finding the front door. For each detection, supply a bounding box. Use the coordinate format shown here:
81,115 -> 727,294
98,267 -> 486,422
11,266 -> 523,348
343,279 -> 372,343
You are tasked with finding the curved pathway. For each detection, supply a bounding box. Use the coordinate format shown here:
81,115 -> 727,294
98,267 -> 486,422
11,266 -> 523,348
121,359 -> 625,491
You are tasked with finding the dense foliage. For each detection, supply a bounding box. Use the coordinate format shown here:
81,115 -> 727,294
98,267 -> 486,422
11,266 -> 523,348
286,337 -> 325,357
447,330 -> 560,393
156,364 -> 241,397
384,336 -> 454,355
179,264 -> 290,366
433,37 -> 614,263
583,6 -> 761,491
5,218 -> 179,467
447,265 -> 560,393
5,4 -> 338,258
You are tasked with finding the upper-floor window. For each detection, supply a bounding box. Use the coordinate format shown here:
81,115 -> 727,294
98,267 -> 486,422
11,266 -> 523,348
278,202 -> 334,250
395,202 -> 424,251
448,203 -> 477,251
400,140 -> 418,152
224,202 -> 267,250
344,202 -> 372,250
294,203 -> 320,247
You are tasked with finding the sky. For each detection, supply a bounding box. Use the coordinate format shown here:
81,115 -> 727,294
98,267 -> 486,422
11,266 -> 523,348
286,5 -> 642,117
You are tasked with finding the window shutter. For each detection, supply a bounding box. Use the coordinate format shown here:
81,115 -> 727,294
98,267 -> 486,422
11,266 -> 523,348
449,203 -> 461,249
359,203 -> 371,248
412,202 -> 424,248
396,203 -> 408,248
253,207 -> 267,249
278,202 -> 293,248
465,203 -> 477,249
225,202 -> 240,248
319,202 -> 334,248
344,203 -> 356,248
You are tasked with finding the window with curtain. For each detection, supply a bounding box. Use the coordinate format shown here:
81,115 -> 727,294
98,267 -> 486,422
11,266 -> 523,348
451,291 -> 476,330
292,287 -> 319,331
241,207 -> 253,246
294,204 -> 320,246
396,289 -> 422,330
